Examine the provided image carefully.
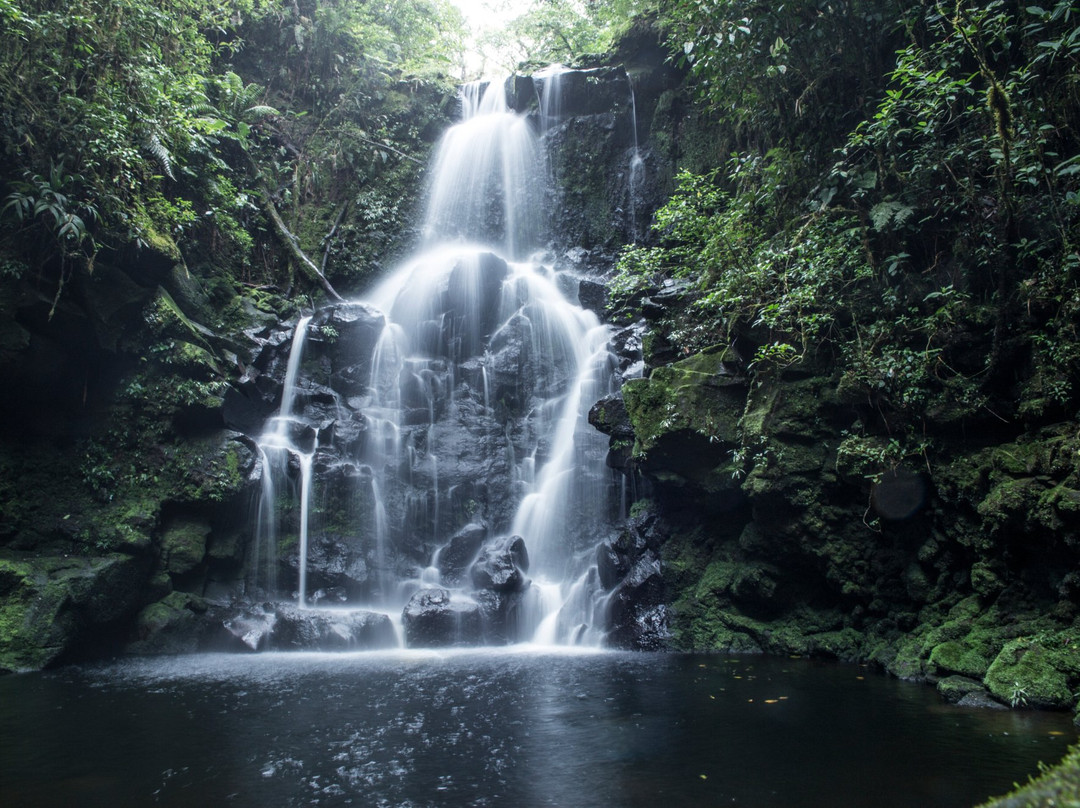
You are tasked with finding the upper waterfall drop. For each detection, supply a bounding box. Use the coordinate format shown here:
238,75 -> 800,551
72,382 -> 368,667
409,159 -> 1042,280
246,69 -> 653,651
420,79 -> 546,260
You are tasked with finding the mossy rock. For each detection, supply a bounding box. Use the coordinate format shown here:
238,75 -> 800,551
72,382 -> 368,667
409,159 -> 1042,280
161,516 -> 211,575
985,638 -> 1077,709
929,639 -> 994,679
622,344 -> 746,456
128,590 -> 212,655
889,634 -> 932,681
937,674 -> 990,704
0,551 -> 150,671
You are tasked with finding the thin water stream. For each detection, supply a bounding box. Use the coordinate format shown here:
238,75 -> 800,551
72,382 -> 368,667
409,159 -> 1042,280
1,653 -> 1072,807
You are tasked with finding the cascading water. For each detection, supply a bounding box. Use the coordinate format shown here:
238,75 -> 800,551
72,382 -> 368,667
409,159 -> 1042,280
252,72 -> 632,648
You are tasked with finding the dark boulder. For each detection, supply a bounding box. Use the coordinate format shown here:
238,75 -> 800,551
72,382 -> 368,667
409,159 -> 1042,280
473,588 -> 529,645
308,301 -> 384,375
589,393 -> 634,441
270,604 -> 397,650
436,522 -> 488,586
280,533 -> 370,600
596,541 -> 629,590
470,535 -> 530,593
605,550 -> 669,650
402,588 -> 482,647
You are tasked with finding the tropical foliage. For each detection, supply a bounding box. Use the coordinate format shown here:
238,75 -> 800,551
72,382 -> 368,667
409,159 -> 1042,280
616,0 -> 1080,455
0,0 -> 466,314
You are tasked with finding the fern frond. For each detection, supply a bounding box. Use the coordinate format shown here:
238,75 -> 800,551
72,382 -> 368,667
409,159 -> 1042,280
144,131 -> 175,180
243,104 -> 279,119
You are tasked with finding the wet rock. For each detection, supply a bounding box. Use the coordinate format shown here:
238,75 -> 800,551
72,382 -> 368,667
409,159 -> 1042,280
280,533 -> 370,600
577,278 -> 608,314
128,599 -> 397,655
605,550 -> 669,650
223,372 -> 280,434
473,588 -> 530,645
588,393 -> 634,441
0,551 -> 153,670
528,66 -> 634,120
269,604 -> 397,650
443,252 -> 509,358
402,588 -> 482,647
937,675 -> 991,705
436,523 -> 488,586
596,541 -> 629,590
308,302 -> 384,371
956,690 -> 1008,710
610,323 -> 645,378
487,312 -> 534,413
127,592 -> 226,656
223,605 -> 277,651
318,418 -> 367,456
470,535 -> 530,593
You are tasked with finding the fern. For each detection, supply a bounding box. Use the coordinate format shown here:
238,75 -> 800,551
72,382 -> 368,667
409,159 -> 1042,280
144,131 -> 175,181
869,199 -> 914,231
243,105 -> 279,119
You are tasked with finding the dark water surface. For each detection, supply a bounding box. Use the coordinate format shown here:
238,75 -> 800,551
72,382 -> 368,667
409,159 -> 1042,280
1,649 -> 1073,807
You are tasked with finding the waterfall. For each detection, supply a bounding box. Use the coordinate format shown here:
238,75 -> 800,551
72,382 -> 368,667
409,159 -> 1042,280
253,72 -> 630,648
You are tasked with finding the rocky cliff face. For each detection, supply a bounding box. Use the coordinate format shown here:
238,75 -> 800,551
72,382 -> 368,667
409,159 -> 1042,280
589,300 -> 1080,715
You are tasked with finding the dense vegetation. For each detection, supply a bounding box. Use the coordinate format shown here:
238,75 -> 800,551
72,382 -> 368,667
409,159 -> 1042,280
0,0 -> 467,307
618,0 -> 1080,465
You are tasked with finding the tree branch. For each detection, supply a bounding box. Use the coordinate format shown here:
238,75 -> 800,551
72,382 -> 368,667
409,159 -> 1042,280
260,186 -> 344,302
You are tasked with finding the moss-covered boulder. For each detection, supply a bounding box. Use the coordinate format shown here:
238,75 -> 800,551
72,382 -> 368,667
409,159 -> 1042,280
127,590 -> 214,655
622,344 -> 747,492
0,551 -> 151,671
985,636 -> 1080,710
160,516 -> 211,576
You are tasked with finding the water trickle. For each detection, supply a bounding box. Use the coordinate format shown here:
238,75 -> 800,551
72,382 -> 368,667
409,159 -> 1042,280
534,63 -> 568,134
254,75 -> 623,648
627,73 -> 646,242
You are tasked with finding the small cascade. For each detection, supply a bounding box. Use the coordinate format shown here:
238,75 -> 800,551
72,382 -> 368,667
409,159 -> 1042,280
250,71 -> 638,651
534,63 -> 568,134
253,315 -> 316,605
248,446 -> 278,596
627,73 -> 646,242
295,452 -> 313,608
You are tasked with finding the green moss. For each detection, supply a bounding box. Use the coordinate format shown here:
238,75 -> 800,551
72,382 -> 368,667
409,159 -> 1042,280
929,639 -> 994,678
0,552 -> 149,671
985,636 -> 1080,709
129,590 -> 212,655
937,675 -> 990,703
622,344 -> 746,456
161,517 -> 211,575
